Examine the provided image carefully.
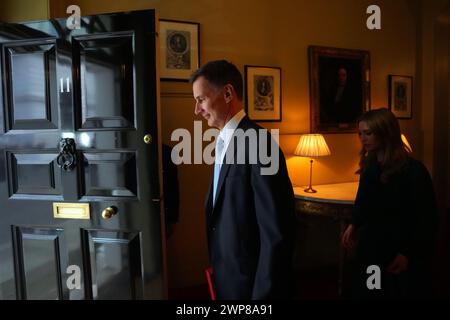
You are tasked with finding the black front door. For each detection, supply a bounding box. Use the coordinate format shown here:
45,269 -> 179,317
0,9 -> 164,299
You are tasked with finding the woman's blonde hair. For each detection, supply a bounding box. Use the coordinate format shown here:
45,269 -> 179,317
357,108 -> 409,182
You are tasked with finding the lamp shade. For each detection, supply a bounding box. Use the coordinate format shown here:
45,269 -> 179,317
294,134 -> 331,157
401,134 -> 412,153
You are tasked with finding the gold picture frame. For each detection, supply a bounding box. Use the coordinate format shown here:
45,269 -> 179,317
308,46 -> 371,133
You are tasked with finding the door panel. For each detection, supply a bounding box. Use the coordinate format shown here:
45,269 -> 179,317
0,10 -> 163,300
73,33 -> 135,131
3,40 -> 58,131
82,229 -> 143,299
7,152 -> 62,199
82,151 -> 137,199
12,226 -> 69,300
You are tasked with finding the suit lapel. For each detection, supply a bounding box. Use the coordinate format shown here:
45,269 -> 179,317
205,177 -> 213,220
212,162 -> 230,211
211,116 -> 251,215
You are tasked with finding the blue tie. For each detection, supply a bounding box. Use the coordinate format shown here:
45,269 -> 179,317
213,137 -> 224,205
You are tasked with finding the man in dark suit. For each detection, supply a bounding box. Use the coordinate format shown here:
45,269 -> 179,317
190,60 -> 295,299
320,66 -> 362,124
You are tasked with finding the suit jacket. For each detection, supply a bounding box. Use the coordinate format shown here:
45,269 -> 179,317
320,82 -> 362,124
204,116 -> 295,300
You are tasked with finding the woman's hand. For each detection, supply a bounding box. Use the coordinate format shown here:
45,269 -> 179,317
341,224 -> 357,249
386,254 -> 409,274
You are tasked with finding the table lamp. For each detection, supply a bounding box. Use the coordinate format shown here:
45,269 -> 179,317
294,134 -> 331,193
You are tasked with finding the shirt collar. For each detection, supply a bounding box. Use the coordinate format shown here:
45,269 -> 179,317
218,109 -> 246,148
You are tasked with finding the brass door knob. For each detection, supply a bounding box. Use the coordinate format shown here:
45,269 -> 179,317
143,134 -> 152,144
102,206 -> 118,219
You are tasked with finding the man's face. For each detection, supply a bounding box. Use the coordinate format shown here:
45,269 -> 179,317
338,68 -> 347,86
193,76 -> 229,129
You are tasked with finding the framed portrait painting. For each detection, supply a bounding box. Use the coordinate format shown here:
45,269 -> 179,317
159,19 -> 200,81
308,46 -> 371,133
388,75 -> 413,119
244,66 -> 281,122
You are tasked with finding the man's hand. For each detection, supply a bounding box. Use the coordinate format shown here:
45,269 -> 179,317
341,224 -> 357,249
386,254 -> 409,274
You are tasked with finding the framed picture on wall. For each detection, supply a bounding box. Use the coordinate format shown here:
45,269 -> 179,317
244,66 -> 281,121
159,19 -> 200,81
388,75 -> 413,119
308,46 -> 371,133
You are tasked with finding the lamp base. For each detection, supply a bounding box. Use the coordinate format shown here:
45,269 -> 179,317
304,186 -> 317,193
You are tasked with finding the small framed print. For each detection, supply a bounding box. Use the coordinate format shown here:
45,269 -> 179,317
244,66 -> 281,122
388,75 -> 413,119
159,19 -> 200,81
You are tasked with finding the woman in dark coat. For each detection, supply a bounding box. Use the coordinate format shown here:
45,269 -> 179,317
342,108 -> 437,299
